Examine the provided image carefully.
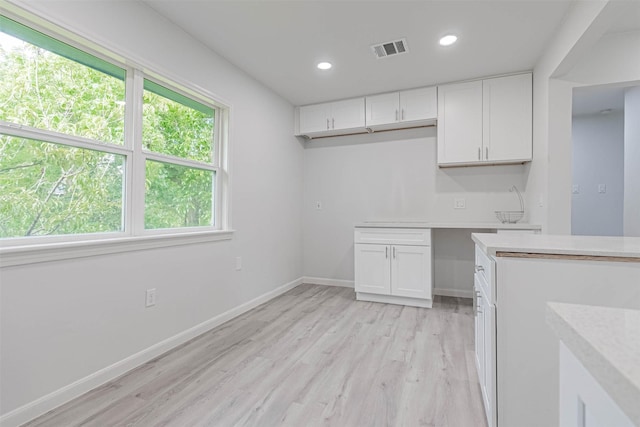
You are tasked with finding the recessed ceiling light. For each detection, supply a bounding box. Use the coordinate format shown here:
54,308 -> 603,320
317,62 -> 332,70
439,34 -> 458,46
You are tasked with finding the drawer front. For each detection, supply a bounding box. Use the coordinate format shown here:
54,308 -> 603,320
355,228 -> 431,246
475,245 -> 495,302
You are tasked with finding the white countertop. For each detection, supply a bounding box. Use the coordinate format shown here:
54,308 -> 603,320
355,221 -> 542,230
546,303 -> 640,425
472,232 -> 640,259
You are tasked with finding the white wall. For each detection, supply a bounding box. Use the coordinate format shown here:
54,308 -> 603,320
571,111 -> 624,236
302,127 -> 527,295
530,0 -> 640,234
0,0 -> 303,422
526,0 -> 610,233
564,31 -> 640,86
625,86 -> 640,236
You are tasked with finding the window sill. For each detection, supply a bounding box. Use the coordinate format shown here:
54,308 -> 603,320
0,230 -> 234,268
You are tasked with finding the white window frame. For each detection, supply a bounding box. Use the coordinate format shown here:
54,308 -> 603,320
0,8 -> 232,266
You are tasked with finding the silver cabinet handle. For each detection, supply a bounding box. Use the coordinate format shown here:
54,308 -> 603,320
393,246 -> 396,259
395,109 -> 399,121
401,109 -> 405,121
332,117 -> 335,129
485,147 -> 489,160
478,147 -> 481,160
326,118 -> 329,130
385,246 -> 388,259
475,265 -> 484,272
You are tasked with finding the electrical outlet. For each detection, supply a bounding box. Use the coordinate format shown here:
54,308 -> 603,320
454,198 -> 466,209
235,256 -> 242,271
145,288 -> 156,307
598,184 -> 607,194
572,185 -> 580,194
315,201 -> 322,210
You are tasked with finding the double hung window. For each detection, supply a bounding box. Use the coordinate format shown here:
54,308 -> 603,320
0,15 -> 225,243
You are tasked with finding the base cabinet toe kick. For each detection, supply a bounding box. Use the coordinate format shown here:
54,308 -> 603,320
354,228 -> 434,308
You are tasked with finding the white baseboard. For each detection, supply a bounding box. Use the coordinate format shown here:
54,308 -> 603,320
0,277 -> 303,427
303,276 -> 354,288
433,288 -> 473,299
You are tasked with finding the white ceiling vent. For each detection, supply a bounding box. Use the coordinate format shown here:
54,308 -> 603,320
371,38 -> 408,59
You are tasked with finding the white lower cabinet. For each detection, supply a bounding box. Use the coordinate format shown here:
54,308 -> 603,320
474,247 -> 497,427
354,243 -> 391,295
559,343 -> 634,427
354,227 -> 433,308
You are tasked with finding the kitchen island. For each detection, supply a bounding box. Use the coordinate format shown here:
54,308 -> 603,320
547,303 -> 640,426
471,232 -> 640,427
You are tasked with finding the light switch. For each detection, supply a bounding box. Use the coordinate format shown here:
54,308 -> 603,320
598,184 -> 606,194
572,185 -> 580,194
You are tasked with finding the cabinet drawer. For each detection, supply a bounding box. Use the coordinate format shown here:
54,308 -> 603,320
475,245 -> 495,302
355,228 -> 431,246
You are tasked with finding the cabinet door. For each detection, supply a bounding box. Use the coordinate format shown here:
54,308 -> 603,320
483,74 -> 532,162
482,292 -> 496,427
365,92 -> 399,126
355,244 -> 390,295
390,245 -> 431,299
400,86 -> 437,122
437,81 -> 483,164
331,97 -> 365,130
299,103 -> 330,134
474,276 -> 485,390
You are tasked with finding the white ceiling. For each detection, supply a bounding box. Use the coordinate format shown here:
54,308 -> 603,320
572,84 -> 640,117
573,86 -> 625,116
145,0 -> 573,106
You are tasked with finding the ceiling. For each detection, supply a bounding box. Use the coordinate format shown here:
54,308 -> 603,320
572,86 -> 626,116
145,0 -> 573,106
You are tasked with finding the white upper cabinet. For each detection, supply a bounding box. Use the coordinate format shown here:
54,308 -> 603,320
437,73 -> 532,167
366,92 -> 399,126
298,103 -> 331,134
331,98 -> 366,131
483,74 -> 532,163
297,97 -> 365,138
437,81 -> 483,164
365,86 -> 437,131
401,87 -> 437,122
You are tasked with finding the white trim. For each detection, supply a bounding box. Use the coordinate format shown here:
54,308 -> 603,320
302,276 -> 355,288
0,230 -> 234,267
0,122 -> 131,156
0,277 -> 303,427
433,288 -> 473,299
143,151 -> 217,171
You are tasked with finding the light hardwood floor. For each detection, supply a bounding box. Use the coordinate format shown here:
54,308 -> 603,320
26,284 -> 487,427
